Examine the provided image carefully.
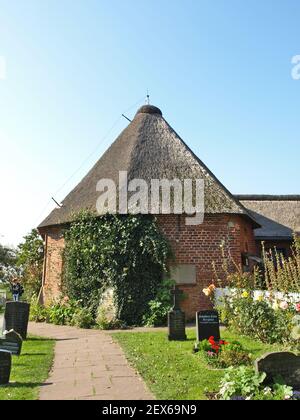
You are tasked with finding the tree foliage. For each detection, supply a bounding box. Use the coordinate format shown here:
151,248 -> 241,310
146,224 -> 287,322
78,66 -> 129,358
0,244 -> 17,283
17,229 -> 44,296
63,212 -> 172,325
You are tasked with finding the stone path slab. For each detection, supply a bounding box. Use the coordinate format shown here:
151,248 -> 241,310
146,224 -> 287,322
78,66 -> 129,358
28,322 -> 153,401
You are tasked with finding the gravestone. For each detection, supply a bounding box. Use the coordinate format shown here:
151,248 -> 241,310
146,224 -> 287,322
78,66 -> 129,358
168,286 -> 187,341
0,350 -> 12,385
255,352 -> 300,388
196,310 -> 220,342
4,302 -> 30,340
0,330 -> 23,356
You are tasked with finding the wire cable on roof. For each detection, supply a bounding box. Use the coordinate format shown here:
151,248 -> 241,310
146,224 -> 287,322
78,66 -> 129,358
34,95 -> 146,227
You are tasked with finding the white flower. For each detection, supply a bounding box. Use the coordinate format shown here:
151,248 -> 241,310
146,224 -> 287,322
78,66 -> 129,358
263,387 -> 272,395
279,301 -> 289,310
254,293 -> 264,302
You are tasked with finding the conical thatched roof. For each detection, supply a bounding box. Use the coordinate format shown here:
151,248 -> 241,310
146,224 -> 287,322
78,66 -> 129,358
39,105 -> 258,229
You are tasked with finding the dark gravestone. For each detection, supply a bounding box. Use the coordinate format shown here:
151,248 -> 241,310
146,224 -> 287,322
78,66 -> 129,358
0,350 -> 12,385
168,287 -> 187,341
196,310 -> 220,342
4,302 -> 30,340
0,330 -> 23,356
255,352 -> 300,388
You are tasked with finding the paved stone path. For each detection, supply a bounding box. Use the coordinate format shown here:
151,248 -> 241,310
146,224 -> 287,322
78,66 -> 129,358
28,322 -> 153,400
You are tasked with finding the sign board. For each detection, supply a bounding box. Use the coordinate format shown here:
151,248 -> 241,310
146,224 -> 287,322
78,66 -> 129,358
196,310 -> 220,342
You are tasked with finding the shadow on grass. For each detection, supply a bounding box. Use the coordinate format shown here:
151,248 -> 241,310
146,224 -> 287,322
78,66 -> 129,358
20,353 -> 48,357
2,381 -> 52,389
27,337 -> 55,342
29,337 -> 78,342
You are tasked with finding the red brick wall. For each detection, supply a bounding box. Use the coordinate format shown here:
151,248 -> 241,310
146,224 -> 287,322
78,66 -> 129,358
157,214 -> 257,320
42,227 -> 65,305
40,214 -> 256,320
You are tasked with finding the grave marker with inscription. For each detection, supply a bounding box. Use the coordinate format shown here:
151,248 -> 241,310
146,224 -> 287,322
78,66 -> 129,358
0,350 -> 11,385
168,286 -> 187,341
4,302 -> 30,340
255,352 -> 300,388
196,310 -> 220,342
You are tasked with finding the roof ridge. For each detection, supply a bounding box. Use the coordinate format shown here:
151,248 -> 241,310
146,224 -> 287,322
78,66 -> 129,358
236,195 -> 300,202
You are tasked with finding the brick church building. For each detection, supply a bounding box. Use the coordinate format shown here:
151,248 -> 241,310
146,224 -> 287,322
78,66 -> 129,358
38,105 -> 300,319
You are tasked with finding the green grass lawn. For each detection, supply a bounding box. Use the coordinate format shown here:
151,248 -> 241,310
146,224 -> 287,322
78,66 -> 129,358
0,336 -> 55,400
113,328 -> 284,400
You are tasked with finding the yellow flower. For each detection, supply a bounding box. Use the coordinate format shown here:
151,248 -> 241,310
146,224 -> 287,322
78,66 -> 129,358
241,291 -> 249,299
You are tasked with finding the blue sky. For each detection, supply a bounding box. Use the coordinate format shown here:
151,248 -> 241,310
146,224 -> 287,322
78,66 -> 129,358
0,0 -> 299,245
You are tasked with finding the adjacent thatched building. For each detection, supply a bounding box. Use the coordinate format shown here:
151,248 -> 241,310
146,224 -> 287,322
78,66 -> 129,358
237,195 -> 300,257
38,105 -> 299,319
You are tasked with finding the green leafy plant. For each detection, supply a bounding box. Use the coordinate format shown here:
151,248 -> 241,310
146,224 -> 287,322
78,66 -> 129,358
218,348 -> 251,368
48,298 -> 79,326
196,337 -> 251,369
16,229 -> 44,298
143,278 -> 175,327
63,212 -> 172,325
70,307 -> 94,329
218,366 -> 266,400
29,299 -> 49,323
219,294 -> 292,344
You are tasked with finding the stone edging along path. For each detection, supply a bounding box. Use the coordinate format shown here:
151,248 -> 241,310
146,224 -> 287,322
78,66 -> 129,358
28,322 -> 154,400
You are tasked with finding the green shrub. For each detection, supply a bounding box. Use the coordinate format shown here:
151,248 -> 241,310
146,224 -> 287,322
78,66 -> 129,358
196,338 -> 251,369
63,212 -> 172,326
70,307 -> 94,329
48,299 -> 78,326
143,278 -> 174,327
96,307 -> 122,330
218,366 -> 266,400
29,301 -> 49,323
220,295 -> 291,344
218,366 -> 296,400
218,348 -> 251,368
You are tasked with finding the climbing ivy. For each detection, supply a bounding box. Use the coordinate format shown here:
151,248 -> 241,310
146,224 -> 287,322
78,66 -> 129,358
63,212 -> 172,325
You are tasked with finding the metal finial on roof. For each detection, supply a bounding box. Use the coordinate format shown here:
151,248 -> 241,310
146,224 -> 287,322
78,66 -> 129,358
146,90 -> 150,105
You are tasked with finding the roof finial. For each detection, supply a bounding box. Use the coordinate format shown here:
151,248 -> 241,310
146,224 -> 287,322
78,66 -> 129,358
146,89 -> 150,105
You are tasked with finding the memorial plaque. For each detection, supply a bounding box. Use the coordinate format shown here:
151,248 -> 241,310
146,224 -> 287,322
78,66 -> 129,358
0,350 -> 11,385
0,330 -> 23,356
196,310 -> 220,342
255,352 -> 300,388
4,302 -> 30,340
168,310 -> 187,341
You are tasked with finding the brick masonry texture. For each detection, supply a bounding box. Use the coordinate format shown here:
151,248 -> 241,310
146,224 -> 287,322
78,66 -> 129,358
157,214 -> 257,320
42,227 -> 65,305
41,214 -> 257,321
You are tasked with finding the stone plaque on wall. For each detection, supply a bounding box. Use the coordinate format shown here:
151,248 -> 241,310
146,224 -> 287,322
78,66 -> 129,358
170,265 -> 196,285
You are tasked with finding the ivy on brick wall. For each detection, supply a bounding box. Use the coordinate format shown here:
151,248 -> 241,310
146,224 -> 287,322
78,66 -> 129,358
62,212 -> 172,325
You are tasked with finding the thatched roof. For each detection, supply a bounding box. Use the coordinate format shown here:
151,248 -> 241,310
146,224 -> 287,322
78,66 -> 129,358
237,195 -> 300,240
39,105 -> 258,229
